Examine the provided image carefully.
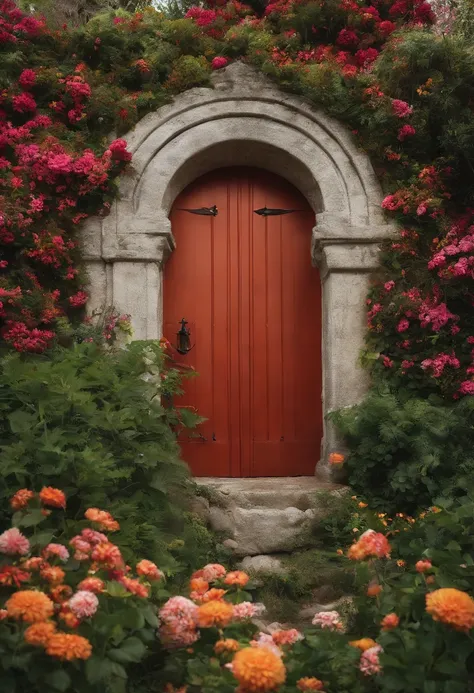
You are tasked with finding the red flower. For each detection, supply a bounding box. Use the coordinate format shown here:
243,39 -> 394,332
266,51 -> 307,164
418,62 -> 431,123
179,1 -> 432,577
398,124 -> 416,141
212,56 -> 228,70
108,139 -> 132,162
12,93 -> 36,113
19,69 -> 36,89
337,28 -> 359,46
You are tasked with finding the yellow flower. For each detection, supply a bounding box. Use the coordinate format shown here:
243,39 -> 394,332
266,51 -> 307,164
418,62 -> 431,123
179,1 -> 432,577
426,588 -> 474,632
232,647 -> 286,691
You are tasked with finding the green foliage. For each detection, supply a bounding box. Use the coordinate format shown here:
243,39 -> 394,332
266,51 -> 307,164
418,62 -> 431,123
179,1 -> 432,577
0,340 -> 206,573
332,389 -> 474,512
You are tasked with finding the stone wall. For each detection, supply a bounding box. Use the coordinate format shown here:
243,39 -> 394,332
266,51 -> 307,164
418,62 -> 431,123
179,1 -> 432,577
81,61 -> 395,478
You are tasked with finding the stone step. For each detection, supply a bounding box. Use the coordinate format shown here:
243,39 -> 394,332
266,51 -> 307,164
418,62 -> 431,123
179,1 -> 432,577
196,476 -> 345,510
195,477 -> 348,557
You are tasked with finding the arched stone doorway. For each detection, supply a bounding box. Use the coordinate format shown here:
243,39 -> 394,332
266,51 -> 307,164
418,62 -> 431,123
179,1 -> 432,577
81,61 -> 394,480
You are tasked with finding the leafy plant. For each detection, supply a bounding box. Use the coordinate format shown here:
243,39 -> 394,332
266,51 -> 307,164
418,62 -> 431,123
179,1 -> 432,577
0,340 -> 204,573
332,389 -> 474,512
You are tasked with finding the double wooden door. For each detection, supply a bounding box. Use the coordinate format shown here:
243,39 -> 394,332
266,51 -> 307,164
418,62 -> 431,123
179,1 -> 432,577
163,167 -> 322,477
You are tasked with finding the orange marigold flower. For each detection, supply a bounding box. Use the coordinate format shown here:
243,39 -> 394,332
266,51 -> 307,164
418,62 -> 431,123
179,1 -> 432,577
381,613 -> 399,631
426,588 -> 474,632
329,452 -> 344,465
215,638 -> 241,654
349,638 -> 378,652
85,508 -> 119,532
297,677 -> 325,691
367,583 -> 382,597
24,621 -> 57,647
46,633 -> 92,661
190,577 -> 209,594
6,590 -> 54,623
77,577 -> 105,594
197,600 -> 234,628
39,487 -> 66,509
136,559 -> 163,581
232,646 -> 286,691
336,549 -> 344,556
10,489 -> 35,510
358,502 -> 368,509
416,559 -> 432,573
50,585 -> 73,604
224,571 -> 250,587
347,530 -> 391,561
90,542 -> 124,569
40,565 -> 65,585
202,588 -> 227,602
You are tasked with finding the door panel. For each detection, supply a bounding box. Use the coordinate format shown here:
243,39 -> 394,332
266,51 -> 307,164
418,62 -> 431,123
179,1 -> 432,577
163,167 -> 322,477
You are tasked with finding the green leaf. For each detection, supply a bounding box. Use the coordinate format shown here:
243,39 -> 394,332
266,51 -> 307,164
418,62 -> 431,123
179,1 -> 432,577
107,661 -> 128,679
44,670 -> 72,692
105,581 -> 130,598
142,605 -> 159,628
30,531 -> 55,549
108,636 -> 147,664
18,509 -> 46,528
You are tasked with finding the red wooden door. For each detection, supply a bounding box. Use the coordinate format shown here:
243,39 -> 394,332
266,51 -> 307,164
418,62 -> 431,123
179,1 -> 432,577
163,168 -> 322,477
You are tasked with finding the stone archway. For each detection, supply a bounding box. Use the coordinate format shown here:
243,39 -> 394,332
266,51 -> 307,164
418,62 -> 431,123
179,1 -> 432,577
82,61 -> 394,480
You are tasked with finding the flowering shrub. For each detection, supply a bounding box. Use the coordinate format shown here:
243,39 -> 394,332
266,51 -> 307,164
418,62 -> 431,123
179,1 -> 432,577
0,490 -> 162,693
133,497 -> 474,693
